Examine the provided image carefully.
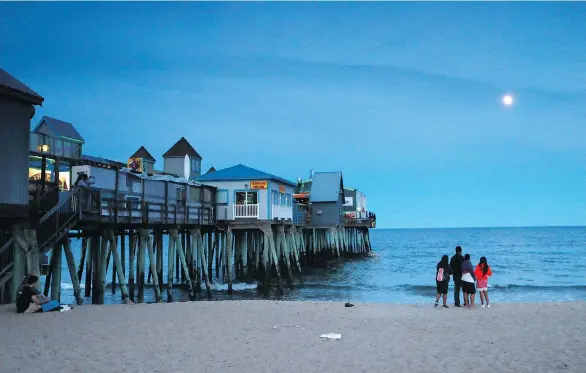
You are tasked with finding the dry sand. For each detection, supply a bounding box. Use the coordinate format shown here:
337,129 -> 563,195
1,301 -> 585,373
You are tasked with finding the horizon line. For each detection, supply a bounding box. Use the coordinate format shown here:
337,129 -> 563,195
374,225 -> 586,230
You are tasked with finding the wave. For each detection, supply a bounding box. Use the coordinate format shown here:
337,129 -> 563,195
212,282 -> 258,291
401,284 -> 586,295
59,282 -> 259,292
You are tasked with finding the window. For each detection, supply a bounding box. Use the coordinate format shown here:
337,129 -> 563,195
54,139 -> 63,156
177,187 -> 186,202
272,190 -> 278,205
279,192 -> 285,206
191,159 -> 201,174
216,190 -> 228,204
286,194 -> 292,207
63,141 -> 73,158
236,191 -> 258,205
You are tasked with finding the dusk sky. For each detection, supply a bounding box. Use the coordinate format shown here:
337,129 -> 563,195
1,2 -> 584,229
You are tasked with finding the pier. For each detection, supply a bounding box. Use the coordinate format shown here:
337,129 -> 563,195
0,68 -> 376,306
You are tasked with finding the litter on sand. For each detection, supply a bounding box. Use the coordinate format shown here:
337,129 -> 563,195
320,333 -> 342,340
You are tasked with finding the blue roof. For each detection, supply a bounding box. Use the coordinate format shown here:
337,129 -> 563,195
196,164 -> 296,186
309,172 -> 344,203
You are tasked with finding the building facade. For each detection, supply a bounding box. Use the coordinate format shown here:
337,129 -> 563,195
163,137 -> 203,179
197,164 -> 295,221
0,68 -> 44,222
308,172 -> 345,227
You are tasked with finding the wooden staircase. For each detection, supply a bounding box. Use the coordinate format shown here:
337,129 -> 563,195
0,188 -> 84,303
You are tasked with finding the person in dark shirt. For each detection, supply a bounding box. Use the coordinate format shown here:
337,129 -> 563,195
450,246 -> 464,307
16,275 -> 50,313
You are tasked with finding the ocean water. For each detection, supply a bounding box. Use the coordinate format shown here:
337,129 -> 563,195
50,226 -> 586,305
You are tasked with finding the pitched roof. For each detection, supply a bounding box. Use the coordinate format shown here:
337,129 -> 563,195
309,172 -> 344,203
197,164 -> 296,186
162,137 -> 202,159
130,146 -> 156,162
0,68 -> 44,105
205,166 -> 216,174
33,116 -> 84,142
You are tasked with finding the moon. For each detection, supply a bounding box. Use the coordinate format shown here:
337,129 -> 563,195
502,94 -> 514,107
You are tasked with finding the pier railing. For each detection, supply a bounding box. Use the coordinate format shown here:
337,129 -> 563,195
36,187 -> 84,252
233,204 -> 259,219
85,197 -> 215,226
343,215 -> 376,228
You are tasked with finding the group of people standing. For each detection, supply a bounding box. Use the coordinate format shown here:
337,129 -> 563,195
434,246 -> 492,308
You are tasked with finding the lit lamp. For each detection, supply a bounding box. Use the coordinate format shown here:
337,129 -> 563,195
38,144 -> 49,153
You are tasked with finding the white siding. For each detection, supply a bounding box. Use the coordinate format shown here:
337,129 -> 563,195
198,180 -> 270,220
164,156 -> 201,179
268,182 -> 294,220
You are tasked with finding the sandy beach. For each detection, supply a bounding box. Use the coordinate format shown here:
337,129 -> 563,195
1,301 -> 585,373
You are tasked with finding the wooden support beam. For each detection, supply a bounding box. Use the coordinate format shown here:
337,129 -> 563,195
43,250 -> 53,297
167,229 -> 177,302
128,232 -> 136,303
277,226 -> 293,286
137,229 -> 146,303
207,232 -> 214,284
50,241 -> 62,302
63,238 -> 84,305
144,231 -> 162,303
77,237 -> 87,282
267,229 -> 284,295
104,231 -> 131,304
226,227 -> 233,294
156,233 -> 163,292
195,229 -> 212,299
98,232 -> 110,304
90,235 -> 100,304
174,230 -> 194,300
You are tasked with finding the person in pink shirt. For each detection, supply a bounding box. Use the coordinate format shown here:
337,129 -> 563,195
474,256 -> 493,308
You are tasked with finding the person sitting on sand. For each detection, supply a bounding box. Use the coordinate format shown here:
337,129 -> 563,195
434,255 -> 452,308
461,254 -> 476,308
474,256 -> 493,308
16,275 -> 51,313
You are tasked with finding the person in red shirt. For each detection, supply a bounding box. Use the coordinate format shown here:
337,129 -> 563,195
474,257 -> 493,308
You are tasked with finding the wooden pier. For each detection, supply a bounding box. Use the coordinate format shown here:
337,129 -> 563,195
0,67 -> 376,306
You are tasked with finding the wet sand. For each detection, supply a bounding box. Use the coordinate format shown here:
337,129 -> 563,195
1,300 -> 584,373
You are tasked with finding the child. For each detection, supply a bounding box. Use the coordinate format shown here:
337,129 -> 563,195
474,256 -> 493,308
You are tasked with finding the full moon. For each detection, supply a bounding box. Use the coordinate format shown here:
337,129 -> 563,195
502,94 -> 514,107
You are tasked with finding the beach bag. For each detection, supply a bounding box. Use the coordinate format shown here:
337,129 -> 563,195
436,267 -> 445,282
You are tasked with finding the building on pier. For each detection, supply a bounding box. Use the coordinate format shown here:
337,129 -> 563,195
128,146 -> 157,175
293,172 -> 376,229
163,137 -> 202,179
0,68 -> 44,302
307,172 -> 345,227
196,164 -> 296,223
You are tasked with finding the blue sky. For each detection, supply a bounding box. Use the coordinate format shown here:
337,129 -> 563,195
1,2 -> 585,228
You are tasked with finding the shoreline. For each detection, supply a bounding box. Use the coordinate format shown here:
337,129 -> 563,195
2,300 -> 585,372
